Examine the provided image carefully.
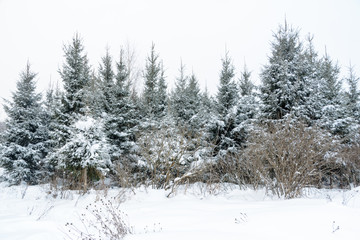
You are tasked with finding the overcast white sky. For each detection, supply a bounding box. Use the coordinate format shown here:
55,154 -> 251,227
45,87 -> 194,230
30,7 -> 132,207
1,0 -> 360,120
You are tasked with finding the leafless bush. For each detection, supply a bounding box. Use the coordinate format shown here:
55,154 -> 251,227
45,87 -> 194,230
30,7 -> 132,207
64,197 -> 132,240
110,159 -> 138,189
243,120 -> 339,198
48,168 -> 107,198
137,123 -> 202,189
166,153 -> 243,197
341,140 -> 360,186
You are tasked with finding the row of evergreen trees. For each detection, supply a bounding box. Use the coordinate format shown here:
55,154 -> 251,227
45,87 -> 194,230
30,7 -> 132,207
1,23 -> 359,188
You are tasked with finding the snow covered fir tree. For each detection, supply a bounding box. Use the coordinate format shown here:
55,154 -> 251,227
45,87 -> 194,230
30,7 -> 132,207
0,63 -> 50,184
1,23 -> 360,197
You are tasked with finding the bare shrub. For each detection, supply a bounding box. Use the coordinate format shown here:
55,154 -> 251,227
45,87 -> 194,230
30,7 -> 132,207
112,160 -> 136,188
166,153 -> 243,197
243,119 -> 338,198
64,197 -> 132,240
137,123 -> 202,189
48,167 -> 107,198
341,140 -> 360,186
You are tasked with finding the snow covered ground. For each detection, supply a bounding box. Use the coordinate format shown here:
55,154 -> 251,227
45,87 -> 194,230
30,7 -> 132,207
0,180 -> 359,240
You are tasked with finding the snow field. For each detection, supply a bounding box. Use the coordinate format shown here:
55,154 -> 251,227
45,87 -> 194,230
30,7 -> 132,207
0,182 -> 359,240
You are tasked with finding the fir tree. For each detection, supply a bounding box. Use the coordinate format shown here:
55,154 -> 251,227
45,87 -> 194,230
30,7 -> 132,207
1,63 -> 49,184
84,70 -> 104,117
233,66 -> 259,147
155,63 -> 168,118
207,52 -> 240,156
143,43 -> 161,118
105,50 -> 138,161
51,34 -> 100,180
200,86 -> 215,118
43,82 -> 63,172
57,34 -> 91,144
300,35 -> 323,122
56,117 -> 111,184
171,62 -> 189,123
260,22 -> 308,120
343,65 -> 360,141
99,48 -> 115,114
186,73 -> 201,122
238,63 -> 254,97
216,51 -> 238,117
115,49 -> 129,91
317,52 -> 350,137
208,63 -> 257,156
319,52 -> 341,104
345,64 -> 360,119
171,66 -> 202,136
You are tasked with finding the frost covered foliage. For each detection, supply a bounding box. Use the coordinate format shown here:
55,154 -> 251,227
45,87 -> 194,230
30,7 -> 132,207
260,22 -> 309,121
57,34 -> 91,145
216,52 -> 238,117
54,117 -> 111,186
104,49 -> 139,167
343,65 -> 360,141
259,22 -> 357,141
232,95 -> 259,142
315,53 -> 351,137
142,43 -> 167,119
206,52 -> 240,156
59,34 -> 91,118
0,63 -> 50,185
98,48 -> 115,114
207,61 -> 258,157
137,119 -> 204,189
170,63 -> 204,133
206,101 -> 258,157
345,65 -> 360,121
206,109 -> 241,156
171,63 -> 190,124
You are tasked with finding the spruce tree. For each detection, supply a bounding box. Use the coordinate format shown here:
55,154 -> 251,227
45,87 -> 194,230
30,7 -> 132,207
43,82 -> 63,172
345,64 -> 360,119
56,117 -> 111,184
59,34 -> 91,121
207,52 -> 240,156
51,34 -> 107,183
195,85 -> 215,137
105,50 -> 138,161
200,86 -> 215,118
343,64 -> 360,140
1,63 -> 49,184
115,49 -> 129,91
171,62 -> 189,123
155,63 -> 168,118
300,35 -> 323,122
186,73 -> 201,122
216,51 -> 238,117
143,43 -> 161,118
233,65 -> 259,146
260,22 -> 308,120
84,71 -> 104,117
317,52 -> 350,136
319,52 -> 342,105
171,66 -> 202,136
183,74 -> 203,137
238,63 -> 254,97
99,48 -> 115,114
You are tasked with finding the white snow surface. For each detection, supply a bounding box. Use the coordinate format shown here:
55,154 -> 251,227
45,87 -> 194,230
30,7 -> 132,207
0,180 -> 359,240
